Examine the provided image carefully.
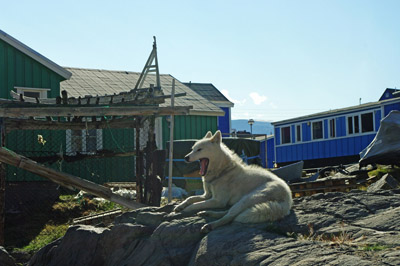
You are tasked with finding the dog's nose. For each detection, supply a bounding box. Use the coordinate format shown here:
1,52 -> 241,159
184,156 -> 190,162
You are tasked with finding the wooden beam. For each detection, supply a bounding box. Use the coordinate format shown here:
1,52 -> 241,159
0,106 -> 192,118
9,90 -> 185,106
0,148 -> 146,210
4,117 -> 137,132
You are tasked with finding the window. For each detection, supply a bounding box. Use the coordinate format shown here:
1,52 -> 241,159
348,112 -> 374,135
15,87 -> 50,98
312,121 -> 323,140
296,125 -> 301,142
354,116 -> 359,133
329,118 -> 336,138
361,113 -> 374,133
348,116 -> 353,134
281,126 -> 291,144
66,118 -> 103,155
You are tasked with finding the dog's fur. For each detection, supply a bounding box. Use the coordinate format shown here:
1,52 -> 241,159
173,130 -> 293,233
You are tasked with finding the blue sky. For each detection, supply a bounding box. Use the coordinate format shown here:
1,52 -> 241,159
2,0 -> 400,122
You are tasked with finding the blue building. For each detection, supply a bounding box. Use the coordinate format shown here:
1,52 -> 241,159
267,89 -> 400,168
183,82 -> 234,135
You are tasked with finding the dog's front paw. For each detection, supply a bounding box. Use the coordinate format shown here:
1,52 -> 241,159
200,223 -> 213,234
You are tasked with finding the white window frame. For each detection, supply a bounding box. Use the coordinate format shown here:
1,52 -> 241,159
66,118 -> 103,155
328,118 -> 336,138
311,120 -> 324,140
15,87 -> 50,98
346,111 -> 375,136
295,123 -> 302,143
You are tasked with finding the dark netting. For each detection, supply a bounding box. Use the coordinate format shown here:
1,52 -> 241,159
5,118 -> 152,185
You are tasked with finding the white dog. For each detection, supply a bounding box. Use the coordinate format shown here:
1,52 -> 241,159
173,130 -> 293,233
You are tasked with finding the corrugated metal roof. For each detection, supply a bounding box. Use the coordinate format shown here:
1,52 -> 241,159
61,68 -> 224,116
0,29 -> 72,80
272,97 -> 400,126
183,82 -> 233,106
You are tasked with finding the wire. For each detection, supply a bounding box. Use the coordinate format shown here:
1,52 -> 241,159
103,116 -> 126,153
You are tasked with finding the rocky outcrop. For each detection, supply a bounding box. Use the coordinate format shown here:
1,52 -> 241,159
28,189 -> 400,266
367,174 -> 400,192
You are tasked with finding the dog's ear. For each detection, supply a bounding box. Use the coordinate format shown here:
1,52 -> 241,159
204,131 -> 212,139
210,130 -> 222,144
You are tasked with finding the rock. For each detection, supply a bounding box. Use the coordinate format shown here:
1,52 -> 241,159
0,246 -> 16,266
28,189 -> 400,266
367,174 -> 400,192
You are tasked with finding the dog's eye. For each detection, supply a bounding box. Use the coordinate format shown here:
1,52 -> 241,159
196,148 -> 202,152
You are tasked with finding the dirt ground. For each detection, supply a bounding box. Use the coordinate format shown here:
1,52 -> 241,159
5,182 -> 61,249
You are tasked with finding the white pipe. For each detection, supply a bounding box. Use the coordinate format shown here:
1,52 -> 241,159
168,79 -> 176,202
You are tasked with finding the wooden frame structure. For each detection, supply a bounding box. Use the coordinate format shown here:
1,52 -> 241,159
0,87 -> 191,245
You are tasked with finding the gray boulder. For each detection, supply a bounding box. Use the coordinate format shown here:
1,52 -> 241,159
368,174 -> 400,192
29,189 -> 400,266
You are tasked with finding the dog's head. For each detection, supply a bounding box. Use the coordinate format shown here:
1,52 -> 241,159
184,130 -> 222,176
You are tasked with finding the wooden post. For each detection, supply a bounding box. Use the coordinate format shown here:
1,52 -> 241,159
135,117 -> 143,203
0,148 -> 145,210
168,79 -> 176,203
0,119 -> 5,245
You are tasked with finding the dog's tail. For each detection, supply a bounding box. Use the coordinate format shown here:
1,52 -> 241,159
234,200 -> 292,223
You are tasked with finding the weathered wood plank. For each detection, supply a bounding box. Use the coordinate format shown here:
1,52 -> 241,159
0,148 -> 146,210
0,106 -> 192,118
9,90 -> 185,107
4,117 -> 137,131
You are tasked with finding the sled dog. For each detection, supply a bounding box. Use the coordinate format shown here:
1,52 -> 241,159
174,130 -> 293,233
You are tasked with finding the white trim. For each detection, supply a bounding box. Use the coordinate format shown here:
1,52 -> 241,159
272,97 -> 400,126
15,87 -> 50,98
14,86 -> 51,91
155,117 -> 163,149
294,123 -> 302,143
328,117 -> 336,139
275,109 -> 379,147
275,132 -> 377,148
96,129 -> 103,151
346,110 -> 375,136
66,129 -> 72,154
65,118 -> 103,155
211,101 -> 235,108
229,107 -> 232,133
188,110 -> 225,116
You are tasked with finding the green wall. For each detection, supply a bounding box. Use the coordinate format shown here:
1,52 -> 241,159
1,38 -> 67,181
0,39 -> 65,98
162,115 -> 218,148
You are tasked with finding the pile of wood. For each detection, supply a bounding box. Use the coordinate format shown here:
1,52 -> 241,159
290,177 -> 358,197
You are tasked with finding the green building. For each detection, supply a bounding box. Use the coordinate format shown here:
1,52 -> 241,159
0,29 -> 226,184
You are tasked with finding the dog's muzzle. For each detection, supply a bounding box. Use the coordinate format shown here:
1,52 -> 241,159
184,155 -> 190,162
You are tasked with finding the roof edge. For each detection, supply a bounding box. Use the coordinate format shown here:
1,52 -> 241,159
189,110 -> 226,117
272,97 -> 400,126
0,29 -> 72,80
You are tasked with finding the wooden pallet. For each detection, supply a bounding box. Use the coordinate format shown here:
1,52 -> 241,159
290,178 -> 358,197
72,209 -> 123,226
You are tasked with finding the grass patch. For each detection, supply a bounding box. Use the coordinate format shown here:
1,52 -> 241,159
288,223 -> 354,246
15,223 -> 69,253
368,165 -> 400,179
10,192 -> 123,254
360,244 -> 388,251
